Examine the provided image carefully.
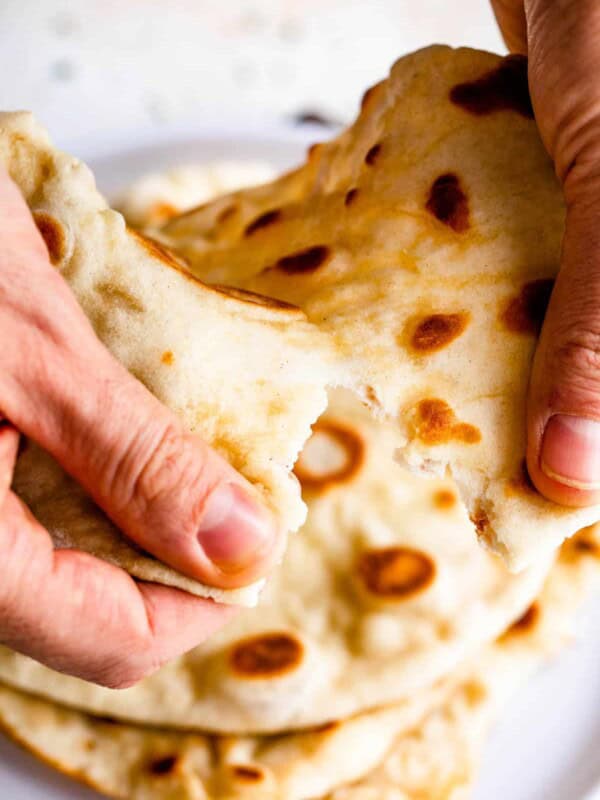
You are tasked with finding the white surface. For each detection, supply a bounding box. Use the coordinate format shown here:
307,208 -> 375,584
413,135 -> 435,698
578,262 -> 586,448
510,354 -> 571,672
0,129 -> 599,799
0,0 -> 504,151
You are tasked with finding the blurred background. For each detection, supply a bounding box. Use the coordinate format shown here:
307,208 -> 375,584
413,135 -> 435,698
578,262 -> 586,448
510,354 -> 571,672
0,0 -> 504,155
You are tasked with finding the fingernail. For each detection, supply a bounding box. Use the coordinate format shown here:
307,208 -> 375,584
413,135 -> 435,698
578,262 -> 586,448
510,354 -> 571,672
197,483 -> 274,574
541,414 -> 600,490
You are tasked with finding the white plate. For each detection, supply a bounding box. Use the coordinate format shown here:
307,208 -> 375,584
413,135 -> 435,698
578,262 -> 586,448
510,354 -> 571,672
1,126 -> 600,800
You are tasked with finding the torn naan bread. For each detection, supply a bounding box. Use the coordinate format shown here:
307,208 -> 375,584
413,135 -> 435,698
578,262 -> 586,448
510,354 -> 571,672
0,392 -> 551,733
160,46 -> 597,572
0,527 -> 598,800
0,111 -> 335,605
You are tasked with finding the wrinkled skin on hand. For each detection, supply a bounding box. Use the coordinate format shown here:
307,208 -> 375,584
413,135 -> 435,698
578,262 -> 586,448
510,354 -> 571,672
0,169 -> 278,687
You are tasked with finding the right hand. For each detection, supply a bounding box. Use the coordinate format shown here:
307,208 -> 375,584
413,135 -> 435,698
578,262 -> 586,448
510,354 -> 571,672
0,168 -> 279,688
492,0 -> 600,506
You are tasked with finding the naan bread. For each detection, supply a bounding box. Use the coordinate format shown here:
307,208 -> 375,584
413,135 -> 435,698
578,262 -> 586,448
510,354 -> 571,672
0,680 -> 447,800
116,161 -> 275,228
0,529 -> 597,800
0,111 -> 334,605
326,528 -> 600,800
160,46 -> 600,571
0,392 -> 551,733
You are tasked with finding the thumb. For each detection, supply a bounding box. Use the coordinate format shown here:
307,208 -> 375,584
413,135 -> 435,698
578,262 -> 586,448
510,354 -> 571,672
528,175 -> 600,506
525,0 -> 600,505
0,170 -> 279,590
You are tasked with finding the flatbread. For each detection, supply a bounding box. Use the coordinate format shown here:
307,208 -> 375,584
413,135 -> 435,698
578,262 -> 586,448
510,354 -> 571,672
0,111 -> 335,605
0,392 -> 551,733
0,529 -> 597,800
0,679 -> 447,800
160,46 -> 599,572
115,161 -> 275,228
325,527 -> 600,800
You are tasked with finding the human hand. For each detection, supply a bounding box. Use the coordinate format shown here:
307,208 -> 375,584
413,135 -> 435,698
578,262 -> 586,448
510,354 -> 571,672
0,168 -> 278,687
493,0 -> 600,506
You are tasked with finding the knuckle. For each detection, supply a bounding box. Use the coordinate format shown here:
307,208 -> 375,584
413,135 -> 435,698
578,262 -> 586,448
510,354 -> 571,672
95,663 -> 153,690
562,152 -> 600,204
123,424 -> 215,536
546,325 -> 600,411
90,636 -> 158,689
553,328 -> 600,379
138,426 -> 202,503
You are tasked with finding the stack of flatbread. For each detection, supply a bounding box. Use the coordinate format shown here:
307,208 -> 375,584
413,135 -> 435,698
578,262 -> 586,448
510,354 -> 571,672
0,392 -> 598,798
1,44 -> 599,799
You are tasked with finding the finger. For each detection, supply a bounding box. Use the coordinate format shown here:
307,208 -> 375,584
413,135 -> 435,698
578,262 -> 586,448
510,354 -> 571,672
0,421 -> 19,499
524,0 -> 600,506
0,491 -> 237,687
527,179 -> 600,506
491,0 -> 527,53
0,171 -> 280,589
